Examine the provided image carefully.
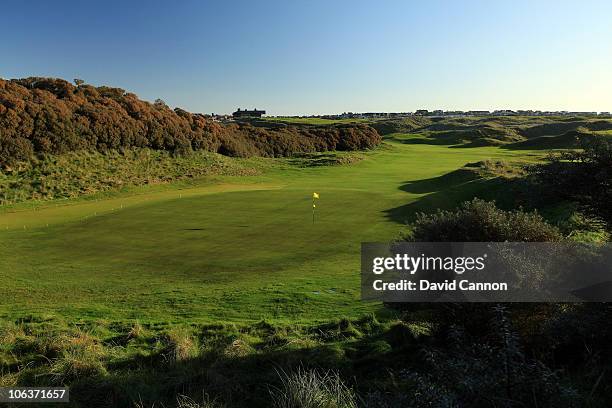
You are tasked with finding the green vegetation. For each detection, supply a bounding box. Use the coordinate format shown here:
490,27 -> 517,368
0,77 -> 380,166
405,198 -> 563,242
530,136 -> 612,225
0,141 -> 538,324
3,314 -> 420,407
270,368 -> 357,408
0,148 -> 260,205
1,112 -> 611,407
262,117 -> 370,125
380,115 -> 612,149
368,116 -> 432,135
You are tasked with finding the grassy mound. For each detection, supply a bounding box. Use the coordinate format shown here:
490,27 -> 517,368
0,149 -> 260,205
505,128 -> 606,150
519,119 -> 612,138
369,117 -> 431,135
382,118 -> 524,147
371,116 -> 612,148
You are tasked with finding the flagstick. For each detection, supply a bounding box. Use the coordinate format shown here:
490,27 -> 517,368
312,199 -> 315,224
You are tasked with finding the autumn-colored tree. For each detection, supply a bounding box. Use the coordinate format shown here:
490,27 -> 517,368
0,77 -> 381,167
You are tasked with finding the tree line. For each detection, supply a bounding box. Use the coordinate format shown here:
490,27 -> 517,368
0,77 -> 381,166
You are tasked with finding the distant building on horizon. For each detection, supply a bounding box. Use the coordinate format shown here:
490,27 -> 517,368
233,108 -> 266,118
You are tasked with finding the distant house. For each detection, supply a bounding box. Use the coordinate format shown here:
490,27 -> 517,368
233,108 -> 266,118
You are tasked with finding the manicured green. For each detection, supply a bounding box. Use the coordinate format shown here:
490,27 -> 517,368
0,140 -> 543,325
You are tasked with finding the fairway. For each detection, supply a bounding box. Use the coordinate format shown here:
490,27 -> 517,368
0,141 -> 541,324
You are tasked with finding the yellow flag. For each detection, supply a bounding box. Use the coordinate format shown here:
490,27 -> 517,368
313,204 -> 316,208
313,192 -> 319,199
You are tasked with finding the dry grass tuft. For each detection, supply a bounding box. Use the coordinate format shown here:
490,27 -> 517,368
222,339 -> 255,359
270,368 -> 357,408
128,321 -> 147,340
49,329 -> 107,383
161,328 -> 198,363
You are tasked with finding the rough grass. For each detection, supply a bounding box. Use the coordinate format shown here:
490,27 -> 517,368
270,368 -> 357,408
161,327 -> 198,363
0,148 -> 260,205
0,315 -> 404,407
0,129 -> 608,406
383,116 -> 612,148
176,394 -> 227,408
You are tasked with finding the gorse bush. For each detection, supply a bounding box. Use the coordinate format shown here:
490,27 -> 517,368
392,306 -> 579,408
0,77 -> 381,167
530,137 -> 611,227
405,198 -> 563,242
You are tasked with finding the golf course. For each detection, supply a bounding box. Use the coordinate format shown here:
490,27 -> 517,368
0,138 -> 541,325
3,2 -> 612,403
3,77 -> 611,406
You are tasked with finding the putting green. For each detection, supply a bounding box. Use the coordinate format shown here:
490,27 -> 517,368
0,141 -> 542,324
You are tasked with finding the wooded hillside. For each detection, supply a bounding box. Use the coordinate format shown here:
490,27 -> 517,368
0,77 -> 381,166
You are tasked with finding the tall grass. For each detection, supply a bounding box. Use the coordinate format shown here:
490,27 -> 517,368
134,394 -> 226,408
50,330 -> 107,383
176,394 -> 226,408
0,148 -> 259,205
270,368 -> 357,408
161,328 -> 198,363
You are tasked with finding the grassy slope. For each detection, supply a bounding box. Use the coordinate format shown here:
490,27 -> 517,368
262,117 -> 369,125
0,140 -> 543,325
0,149 -> 261,205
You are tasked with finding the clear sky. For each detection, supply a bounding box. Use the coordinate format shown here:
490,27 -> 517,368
2,0 -> 611,115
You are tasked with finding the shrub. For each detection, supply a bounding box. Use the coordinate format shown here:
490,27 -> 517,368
0,77 -> 381,167
406,306 -> 579,407
405,198 -> 563,242
529,137 -> 611,227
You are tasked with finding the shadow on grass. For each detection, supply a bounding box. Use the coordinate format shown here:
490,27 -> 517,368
398,168 -> 480,194
385,169 -> 515,225
11,317 -> 422,408
390,135 -> 459,146
501,130 -> 592,150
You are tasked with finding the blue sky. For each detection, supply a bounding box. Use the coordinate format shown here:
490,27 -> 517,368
2,0 -> 611,115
